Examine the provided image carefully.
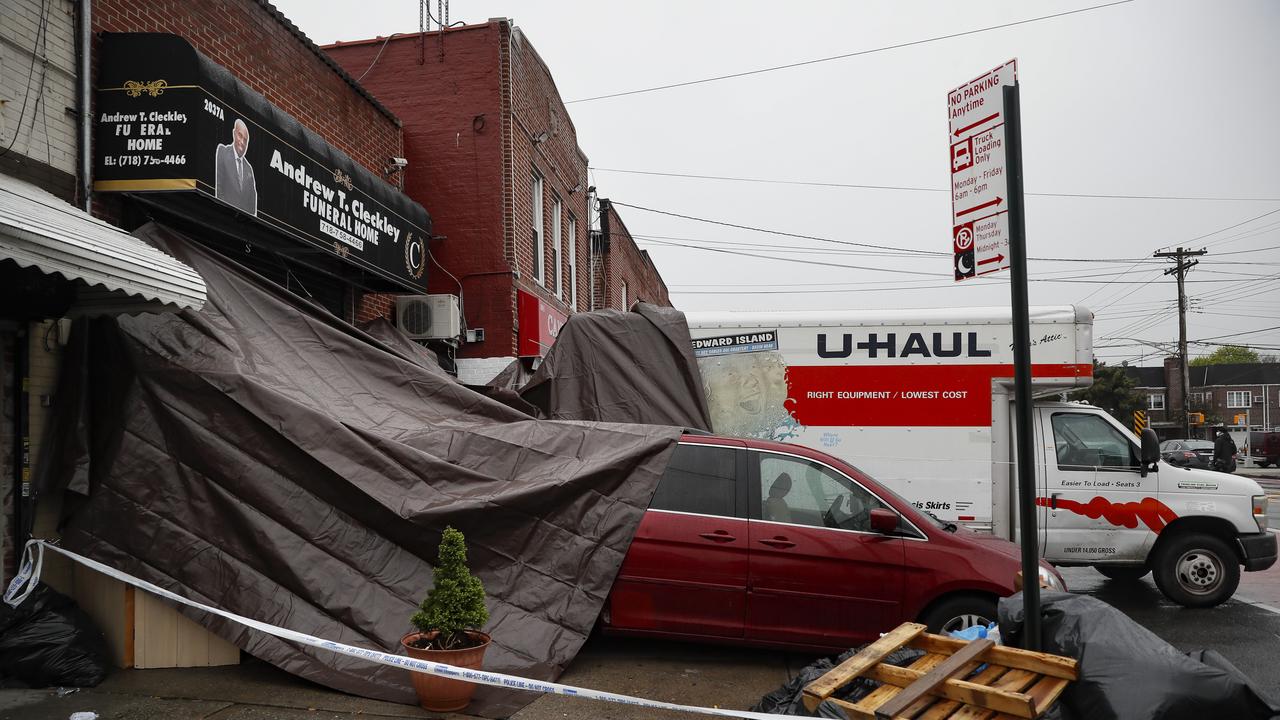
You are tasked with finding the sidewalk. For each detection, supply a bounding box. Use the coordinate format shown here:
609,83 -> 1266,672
1238,466 -> 1280,492
0,636 -> 797,720
0,658 -> 444,720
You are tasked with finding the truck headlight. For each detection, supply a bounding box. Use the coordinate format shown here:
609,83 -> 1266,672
1253,494 -> 1269,532
1038,563 -> 1066,592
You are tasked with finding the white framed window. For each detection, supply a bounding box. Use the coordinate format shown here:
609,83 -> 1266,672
1227,390 -> 1251,408
1189,392 -> 1208,405
531,173 -> 545,284
621,280 -> 629,311
567,214 -> 578,310
552,195 -> 562,298
1147,394 -> 1165,410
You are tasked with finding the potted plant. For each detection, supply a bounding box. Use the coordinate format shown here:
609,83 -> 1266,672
401,526 -> 491,712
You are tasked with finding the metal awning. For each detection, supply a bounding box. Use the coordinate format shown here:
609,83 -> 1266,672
0,173 -> 206,313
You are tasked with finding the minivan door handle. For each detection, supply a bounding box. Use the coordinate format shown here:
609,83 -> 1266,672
698,531 -> 736,543
758,537 -> 796,549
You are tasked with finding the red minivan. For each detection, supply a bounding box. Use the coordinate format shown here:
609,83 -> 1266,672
603,434 -> 1065,652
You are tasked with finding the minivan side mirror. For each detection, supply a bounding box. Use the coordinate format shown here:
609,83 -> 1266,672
869,508 -> 899,534
1140,428 -> 1160,477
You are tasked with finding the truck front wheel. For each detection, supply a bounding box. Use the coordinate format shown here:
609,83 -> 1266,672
1152,533 -> 1240,608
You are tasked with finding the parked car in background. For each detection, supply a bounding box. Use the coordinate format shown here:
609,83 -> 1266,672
603,433 -> 1066,653
1160,439 -> 1217,470
1249,431 -> 1280,468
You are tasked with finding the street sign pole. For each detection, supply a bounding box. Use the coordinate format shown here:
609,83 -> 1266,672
1004,82 -> 1041,651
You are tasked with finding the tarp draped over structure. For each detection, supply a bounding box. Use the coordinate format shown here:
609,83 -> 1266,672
39,223 -> 682,715
520,304 -> 713,430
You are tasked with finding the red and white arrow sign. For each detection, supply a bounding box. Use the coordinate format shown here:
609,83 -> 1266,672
949,60 -> 1016,282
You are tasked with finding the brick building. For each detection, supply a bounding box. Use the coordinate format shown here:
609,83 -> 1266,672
594,198 -> 672,311
325,20 -> 673,383
1127,358 -> 1280,438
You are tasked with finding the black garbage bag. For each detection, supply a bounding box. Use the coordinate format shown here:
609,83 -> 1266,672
999,592 -> 1279,720
749,646 -> 925,717
0,584 -> 111,687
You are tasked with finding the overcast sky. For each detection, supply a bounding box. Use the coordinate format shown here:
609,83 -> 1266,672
272,0 -> 1280,365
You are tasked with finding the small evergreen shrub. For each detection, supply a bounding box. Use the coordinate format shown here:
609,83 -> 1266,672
410,526 -> 489,650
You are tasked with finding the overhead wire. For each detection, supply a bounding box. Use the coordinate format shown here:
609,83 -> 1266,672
591,167 -> 1280,203
566,1 -> 1135,103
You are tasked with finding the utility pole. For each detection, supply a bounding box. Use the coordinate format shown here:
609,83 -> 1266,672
1154,247 -> 1207,438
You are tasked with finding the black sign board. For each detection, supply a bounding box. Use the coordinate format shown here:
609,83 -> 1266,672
95,33 -> 431,292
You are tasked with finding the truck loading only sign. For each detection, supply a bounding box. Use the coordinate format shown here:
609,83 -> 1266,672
93,33 -> 432,292
949,59 -> 1016,282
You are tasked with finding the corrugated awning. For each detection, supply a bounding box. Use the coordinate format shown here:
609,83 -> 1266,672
0,173 -> 206,313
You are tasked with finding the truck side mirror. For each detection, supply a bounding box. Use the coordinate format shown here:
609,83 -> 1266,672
869,508 -> 899,534
1140,428 -> 1160,476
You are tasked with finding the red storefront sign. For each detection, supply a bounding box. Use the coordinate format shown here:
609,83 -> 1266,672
517,289 -> 567,357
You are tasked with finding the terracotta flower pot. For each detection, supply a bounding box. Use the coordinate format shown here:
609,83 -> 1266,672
401,630 -> 491,712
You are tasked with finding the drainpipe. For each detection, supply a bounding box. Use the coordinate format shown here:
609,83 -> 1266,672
78,0 -> 92,211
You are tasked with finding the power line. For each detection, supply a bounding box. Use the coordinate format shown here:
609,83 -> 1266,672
612,201 -> 945,256
591,167 -> 1280,203
616,201 -> 1169,264
566,1 -> 1135,104
1176,207 -> 1280,249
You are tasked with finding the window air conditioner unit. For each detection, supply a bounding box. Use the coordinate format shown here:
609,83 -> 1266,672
395,294 -> 460,340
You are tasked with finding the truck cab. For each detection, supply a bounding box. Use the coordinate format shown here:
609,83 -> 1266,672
1035,401 -> 1274,606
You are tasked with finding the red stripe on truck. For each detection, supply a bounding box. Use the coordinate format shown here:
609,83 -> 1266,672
784,363 -> 1092,427
1035,495 -> 1177,534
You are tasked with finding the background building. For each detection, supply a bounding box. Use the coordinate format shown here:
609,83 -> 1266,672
594,198 -> 672,311
1127,357 -> 1280,439
326,20 -> 672,383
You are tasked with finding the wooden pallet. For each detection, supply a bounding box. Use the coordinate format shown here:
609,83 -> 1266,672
801,623 -> 1077,720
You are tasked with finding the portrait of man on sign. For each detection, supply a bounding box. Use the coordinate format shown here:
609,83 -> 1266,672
214,118 -> 258,216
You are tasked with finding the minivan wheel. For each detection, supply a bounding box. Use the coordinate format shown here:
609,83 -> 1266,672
1095,565 -> 1150,582
921,596 -> 998,635
1152,532 -> 1240,608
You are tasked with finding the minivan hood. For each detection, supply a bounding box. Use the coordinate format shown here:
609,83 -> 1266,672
949,524 -> 1021,560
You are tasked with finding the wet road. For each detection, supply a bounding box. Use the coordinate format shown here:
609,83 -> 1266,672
511,568 -> 1280,719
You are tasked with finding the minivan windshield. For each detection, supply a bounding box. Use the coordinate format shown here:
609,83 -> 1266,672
843,465 -> 949,531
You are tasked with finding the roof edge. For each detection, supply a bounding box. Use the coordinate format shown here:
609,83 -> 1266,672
256,1 -> 402,127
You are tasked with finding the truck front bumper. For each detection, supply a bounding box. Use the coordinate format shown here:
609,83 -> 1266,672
1239,532 -> 1277,572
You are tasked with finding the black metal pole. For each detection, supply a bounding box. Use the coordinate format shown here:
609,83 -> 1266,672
1004,83 -> 1041,650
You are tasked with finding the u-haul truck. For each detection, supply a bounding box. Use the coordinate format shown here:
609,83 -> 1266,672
686,305 -> 1275,607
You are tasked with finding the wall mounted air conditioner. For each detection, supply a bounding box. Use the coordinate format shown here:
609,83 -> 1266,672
395,294 -> 460,340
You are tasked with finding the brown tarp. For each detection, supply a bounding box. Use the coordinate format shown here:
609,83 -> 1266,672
39,223 -> 682,715
519,304 -> 713,430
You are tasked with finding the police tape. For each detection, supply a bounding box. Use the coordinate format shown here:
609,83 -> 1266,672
5,540 -> 797,719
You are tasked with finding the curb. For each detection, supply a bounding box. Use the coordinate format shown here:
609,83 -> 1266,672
1234,595 -> 1280,617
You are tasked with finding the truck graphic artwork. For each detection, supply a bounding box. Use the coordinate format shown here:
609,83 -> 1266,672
1036,495 -> 1178,534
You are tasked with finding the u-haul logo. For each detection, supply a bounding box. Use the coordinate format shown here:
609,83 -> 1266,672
816,331 -> 993,359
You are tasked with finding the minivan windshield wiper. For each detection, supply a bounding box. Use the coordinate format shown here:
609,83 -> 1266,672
924,511 -> 958,532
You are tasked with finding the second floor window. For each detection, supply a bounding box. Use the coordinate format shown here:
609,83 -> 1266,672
531,173 -> 545,284
552,195 -> 562,297
1148,394 -> 1165,410
1227,391 -> 1252,408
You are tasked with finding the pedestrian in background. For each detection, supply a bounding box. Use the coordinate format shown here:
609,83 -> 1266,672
1213,426 -> 1238,473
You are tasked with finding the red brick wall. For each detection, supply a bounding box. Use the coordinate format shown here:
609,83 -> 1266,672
92,0 -> 402,182
327,21 -> 590,358
596,200 -> 672,310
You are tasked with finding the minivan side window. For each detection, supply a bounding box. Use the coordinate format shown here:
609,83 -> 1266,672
756,453 -> 887,532
1050,413 -> 1139,471
649,444 -> 737,518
